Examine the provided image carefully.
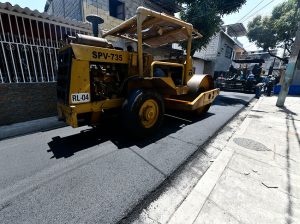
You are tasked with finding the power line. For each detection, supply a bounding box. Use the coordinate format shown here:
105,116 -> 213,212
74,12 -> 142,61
240,0 -> 275,23
237,0 -> 265,22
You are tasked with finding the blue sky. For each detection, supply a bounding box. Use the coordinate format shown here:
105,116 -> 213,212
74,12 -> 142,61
5,0 -> 45,11
5,0 -> 287,50
222,0 -> 286,50
223,0 -> 286,25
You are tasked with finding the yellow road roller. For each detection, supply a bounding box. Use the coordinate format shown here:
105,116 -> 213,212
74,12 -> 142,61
57,7 -> 220,137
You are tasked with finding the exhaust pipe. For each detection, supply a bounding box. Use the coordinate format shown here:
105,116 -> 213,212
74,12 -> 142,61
86,14 -> 104,37
66,15 -> 113,48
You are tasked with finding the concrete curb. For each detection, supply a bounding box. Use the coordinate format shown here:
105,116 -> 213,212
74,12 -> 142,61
168,147 -> 235,224
0,116 -> 66,140
167,97 -> 258,223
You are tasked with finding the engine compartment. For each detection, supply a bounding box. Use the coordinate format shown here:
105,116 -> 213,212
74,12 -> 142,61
89,62 -> 127,101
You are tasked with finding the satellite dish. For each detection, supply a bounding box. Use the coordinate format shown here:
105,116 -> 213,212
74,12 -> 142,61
86,14 -> 104,37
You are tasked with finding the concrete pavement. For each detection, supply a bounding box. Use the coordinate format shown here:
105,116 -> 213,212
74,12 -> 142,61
0,116 -> 65,140
128,96 -> 300,224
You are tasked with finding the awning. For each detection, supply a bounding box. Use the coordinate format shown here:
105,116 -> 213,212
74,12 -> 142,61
103,7 -> 202,48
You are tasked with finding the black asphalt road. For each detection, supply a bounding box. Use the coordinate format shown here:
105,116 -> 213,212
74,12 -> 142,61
0,92 -> 254,224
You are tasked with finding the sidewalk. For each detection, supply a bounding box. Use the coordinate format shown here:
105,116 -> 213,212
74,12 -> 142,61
169,96 -> 300,224
0,116 -> 65,140
128,96 -> 300,224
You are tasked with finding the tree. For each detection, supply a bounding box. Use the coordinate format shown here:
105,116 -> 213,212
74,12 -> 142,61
247,0 -> 299,63
177,0 -> 247,55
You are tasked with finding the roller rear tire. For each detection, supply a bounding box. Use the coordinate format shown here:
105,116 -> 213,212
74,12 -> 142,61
122,89 -> 165,137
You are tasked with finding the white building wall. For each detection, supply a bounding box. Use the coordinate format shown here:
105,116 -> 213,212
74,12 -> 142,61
194,33 -> 220,61
192,59 -> 205,74
214,32 -> 235,72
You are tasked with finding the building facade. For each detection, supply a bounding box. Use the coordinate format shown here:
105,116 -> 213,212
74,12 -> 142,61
45,0 -> 180,49
171,23 -> 247,77
0,2 -> 92,125
194,30 -> 246,77
45,0 -> 83,21
45,0 -> 180,30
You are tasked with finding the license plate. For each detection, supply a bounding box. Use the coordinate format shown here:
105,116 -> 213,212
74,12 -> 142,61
71,93 -> 90,104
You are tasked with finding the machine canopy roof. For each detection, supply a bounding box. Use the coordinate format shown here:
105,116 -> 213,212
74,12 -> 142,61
102,7 -> 202,48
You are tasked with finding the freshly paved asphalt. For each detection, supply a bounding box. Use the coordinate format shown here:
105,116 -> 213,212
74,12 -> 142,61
0,91 -> 254,224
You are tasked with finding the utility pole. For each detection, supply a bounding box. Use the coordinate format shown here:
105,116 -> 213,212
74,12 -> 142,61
276,0 -> 300,107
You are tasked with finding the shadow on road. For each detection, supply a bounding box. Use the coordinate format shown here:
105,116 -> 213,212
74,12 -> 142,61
47,111 -> 214,159
47,93 -> 250,159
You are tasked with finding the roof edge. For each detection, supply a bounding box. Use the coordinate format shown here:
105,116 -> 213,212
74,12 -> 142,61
0,2 -> 91,30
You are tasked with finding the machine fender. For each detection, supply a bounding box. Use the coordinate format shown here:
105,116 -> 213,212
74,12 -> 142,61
120,76 -> 143,96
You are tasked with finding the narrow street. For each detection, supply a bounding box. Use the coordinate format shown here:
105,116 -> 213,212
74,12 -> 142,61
0,0 -> 299,223
0,92 -> 253,224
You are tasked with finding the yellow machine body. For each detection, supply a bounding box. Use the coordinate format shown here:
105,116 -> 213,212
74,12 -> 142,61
57,7 -> 219,129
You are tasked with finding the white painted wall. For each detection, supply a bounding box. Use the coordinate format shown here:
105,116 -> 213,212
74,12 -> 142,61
194,33 -> 220,61
172,43 -> 206,74
193,59 -> 205,74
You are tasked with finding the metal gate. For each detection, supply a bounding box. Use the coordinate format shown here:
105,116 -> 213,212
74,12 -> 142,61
0,8 -> 91,84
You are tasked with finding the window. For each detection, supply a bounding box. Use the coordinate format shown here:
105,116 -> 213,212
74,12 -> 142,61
225,46 -> 233,59
109,0 -> 125,20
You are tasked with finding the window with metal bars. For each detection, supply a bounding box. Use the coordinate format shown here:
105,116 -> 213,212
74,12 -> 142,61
109,0 -> 125,20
